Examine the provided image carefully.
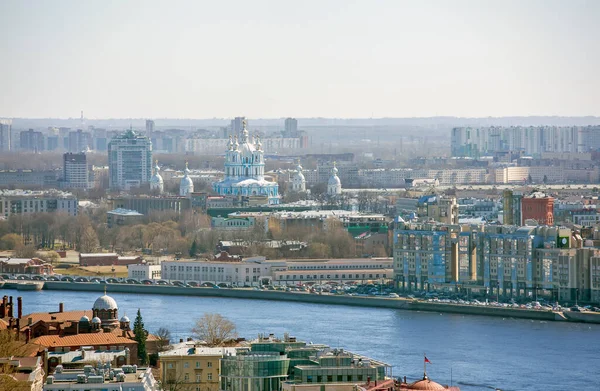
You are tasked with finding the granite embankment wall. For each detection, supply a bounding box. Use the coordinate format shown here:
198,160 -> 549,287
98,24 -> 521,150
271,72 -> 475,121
38,281 -> 575,322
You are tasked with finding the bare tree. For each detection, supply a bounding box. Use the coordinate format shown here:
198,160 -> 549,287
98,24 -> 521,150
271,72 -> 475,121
155,327 -> 172,352
191,313 -> 237,347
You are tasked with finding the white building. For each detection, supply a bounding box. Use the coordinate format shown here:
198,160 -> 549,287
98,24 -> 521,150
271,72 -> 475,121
179,162 -> 194,196
108,129 -> 153,190
327,163 -> 342,196
0,189 -> 78,218
160,257 -> 283,286
0,118 -> 11,151
128,263 -> 161,280
149,160 -> 164,194
290,163 -> 306,192
212,121 -> 279,204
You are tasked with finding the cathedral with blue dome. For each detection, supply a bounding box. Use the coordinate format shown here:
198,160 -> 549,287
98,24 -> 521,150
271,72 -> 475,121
213,120 -> 279,204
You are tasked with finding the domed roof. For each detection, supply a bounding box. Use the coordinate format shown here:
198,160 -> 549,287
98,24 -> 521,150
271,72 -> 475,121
328,174 -> 341,186
91,316 -> 102,324
93,295 -> 118,311
120,315 -> 130,323
150,161 -> 163,185
407,377 -> 446,390
80,315 -> 90,323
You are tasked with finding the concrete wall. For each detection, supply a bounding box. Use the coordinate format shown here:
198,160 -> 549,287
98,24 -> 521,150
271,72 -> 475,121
37,282 -> 573,322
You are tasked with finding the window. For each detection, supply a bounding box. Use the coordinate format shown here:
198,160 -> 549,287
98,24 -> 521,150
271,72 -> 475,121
207,362 -> 213,368
327,375 -> 333,382
197,374 -> 201,382
317,376 -> 323,383
167,363 -> 173,369
358,375 -> 363,381
196,361 -> 200,368
337,375 -> 343,382
184,362 -> 189,368
185,373 -> 189,381
207,373 -> 213,381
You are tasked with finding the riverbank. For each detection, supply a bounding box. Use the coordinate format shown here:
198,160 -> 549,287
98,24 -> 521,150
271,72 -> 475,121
7,281 -> 595,324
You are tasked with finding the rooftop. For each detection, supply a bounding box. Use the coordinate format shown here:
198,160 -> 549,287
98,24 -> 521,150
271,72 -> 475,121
107,208 -> 144,216
0,189 -> 76,198
32,333 -> 135,348
160,341 -> 238,357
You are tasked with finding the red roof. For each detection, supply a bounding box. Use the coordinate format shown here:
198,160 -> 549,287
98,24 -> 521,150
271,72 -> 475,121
32,333 -> 136,348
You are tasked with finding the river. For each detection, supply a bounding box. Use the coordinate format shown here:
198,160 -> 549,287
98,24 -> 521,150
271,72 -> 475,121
5,289 -> 600,391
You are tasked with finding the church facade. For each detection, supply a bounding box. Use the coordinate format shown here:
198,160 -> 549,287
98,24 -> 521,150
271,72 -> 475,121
213,121 -> 279,204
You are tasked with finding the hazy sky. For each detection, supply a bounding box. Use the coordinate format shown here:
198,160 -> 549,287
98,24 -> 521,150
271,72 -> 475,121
1,0 -> 599,118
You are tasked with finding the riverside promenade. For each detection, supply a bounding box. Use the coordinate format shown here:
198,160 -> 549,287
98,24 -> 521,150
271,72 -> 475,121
8,280 -> 598,324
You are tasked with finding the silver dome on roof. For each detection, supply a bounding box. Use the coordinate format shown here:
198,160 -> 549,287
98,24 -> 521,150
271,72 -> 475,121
93,295 -> 118,311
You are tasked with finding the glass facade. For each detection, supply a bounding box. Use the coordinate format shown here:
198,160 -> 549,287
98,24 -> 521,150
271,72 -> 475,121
220,353 -> 290,391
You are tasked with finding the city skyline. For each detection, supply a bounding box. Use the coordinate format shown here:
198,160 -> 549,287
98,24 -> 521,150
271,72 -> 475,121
1,0 -> 599,118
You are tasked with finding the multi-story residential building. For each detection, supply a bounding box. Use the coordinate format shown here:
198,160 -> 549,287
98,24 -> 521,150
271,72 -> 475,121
0,169 -> 58,188
159,342 -> 237,391
416,195 -> 459,224
452,126 -> 600,158
19,129 -> 45,152
393,221 -> 600,301
0,118 -> 12,151
108,129 -> 152,190
565,209 -> 600,227
284,118 -> 298,134
61,152 -> 90,189
145,119 -> 155,133
0,189 -> 78,217
67,129 -> 92,153
521,193 -> 554,225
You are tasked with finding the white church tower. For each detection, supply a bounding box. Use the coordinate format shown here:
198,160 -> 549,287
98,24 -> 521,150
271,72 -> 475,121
291,162 -> 306,192
150,160 -> 164,194
179,161 -> 194,197
327,162 -> 342,196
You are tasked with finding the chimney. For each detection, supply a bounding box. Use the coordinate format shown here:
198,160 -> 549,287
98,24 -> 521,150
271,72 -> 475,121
0,295 -> 7,318
8,296 -> 13,318
180,338 -> 183,343
15,318 -> 20,339
122,330 -> 127,337
59,303 -> 64,313
28,317 -> 32,326
17,297 -> 22,319
25,329 -> 31,344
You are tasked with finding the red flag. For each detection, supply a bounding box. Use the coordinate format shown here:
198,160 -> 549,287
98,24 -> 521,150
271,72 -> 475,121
424,356 -> 432,364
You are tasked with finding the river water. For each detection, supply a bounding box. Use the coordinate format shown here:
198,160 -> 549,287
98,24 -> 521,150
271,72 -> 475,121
5,289 -> 600,391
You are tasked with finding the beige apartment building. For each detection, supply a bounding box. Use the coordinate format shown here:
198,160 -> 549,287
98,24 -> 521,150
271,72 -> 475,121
159,342 -> 237,391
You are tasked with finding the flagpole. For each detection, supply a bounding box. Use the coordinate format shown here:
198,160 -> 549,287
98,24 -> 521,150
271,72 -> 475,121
424,353 -> 426,378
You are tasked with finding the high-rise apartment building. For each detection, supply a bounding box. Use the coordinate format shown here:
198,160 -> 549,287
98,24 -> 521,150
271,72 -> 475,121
61,152 -> 90,189
19,129 -> 45,152
68,129 -> 92,153
108,129 -> 152,190
0,119 -> 12,151
284,117 -> 298,134
451,126 -> 600,158
229,117 -> 246,137
145,119 -> 155,133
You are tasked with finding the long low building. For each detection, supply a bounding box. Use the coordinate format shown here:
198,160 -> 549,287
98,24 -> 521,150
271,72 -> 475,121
0,189 -> 78,217
160,257 -> 393,286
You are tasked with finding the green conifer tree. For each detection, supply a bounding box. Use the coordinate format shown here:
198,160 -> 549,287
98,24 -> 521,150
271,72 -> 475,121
189,239 -> 198,258
133,309 -> 148,365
